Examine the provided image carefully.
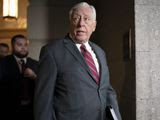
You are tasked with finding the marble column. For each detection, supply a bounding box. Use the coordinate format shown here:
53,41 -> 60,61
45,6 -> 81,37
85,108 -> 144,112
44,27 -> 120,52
135,0 -> 160,119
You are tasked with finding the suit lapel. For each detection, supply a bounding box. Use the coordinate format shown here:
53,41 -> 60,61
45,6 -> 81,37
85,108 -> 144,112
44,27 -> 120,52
89,42 -> 104,85
63,37 -> 99,84
11,55 -> 21,74
63,38 -> 91,73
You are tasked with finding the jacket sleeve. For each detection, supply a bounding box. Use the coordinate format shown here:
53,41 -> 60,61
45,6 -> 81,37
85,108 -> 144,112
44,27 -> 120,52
107,84 -> 122,120
34,46 -> 57,120
104,52 -> 122,120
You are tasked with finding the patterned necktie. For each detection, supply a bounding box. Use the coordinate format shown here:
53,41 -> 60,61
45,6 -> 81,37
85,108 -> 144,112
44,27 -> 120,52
20,59 -> 30,104
80,44 -> 99,84
20,59 -> 26,73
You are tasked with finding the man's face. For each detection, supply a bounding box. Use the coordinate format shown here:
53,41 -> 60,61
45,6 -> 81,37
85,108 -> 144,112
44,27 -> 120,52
13,38 -> 29,58
69,7 -> 96,43
0,46 -> 9,58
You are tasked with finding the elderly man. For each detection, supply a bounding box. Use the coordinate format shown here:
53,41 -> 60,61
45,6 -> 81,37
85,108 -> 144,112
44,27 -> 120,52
34,2 -> 121,120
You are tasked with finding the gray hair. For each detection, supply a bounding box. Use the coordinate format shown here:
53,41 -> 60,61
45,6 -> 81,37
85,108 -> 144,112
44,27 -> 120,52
69,2 -> 96,21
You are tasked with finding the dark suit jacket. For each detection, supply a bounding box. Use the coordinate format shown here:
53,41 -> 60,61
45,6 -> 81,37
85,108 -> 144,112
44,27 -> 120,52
34,36 -> 121,120
0,55 -> 38,120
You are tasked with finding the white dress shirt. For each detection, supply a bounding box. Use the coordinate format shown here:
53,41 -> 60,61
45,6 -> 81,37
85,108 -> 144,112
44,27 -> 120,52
14,55 -> 27,72
75,42 -> 100,73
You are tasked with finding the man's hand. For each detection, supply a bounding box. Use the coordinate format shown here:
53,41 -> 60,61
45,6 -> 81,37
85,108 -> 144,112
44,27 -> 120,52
23,68 -> 37,79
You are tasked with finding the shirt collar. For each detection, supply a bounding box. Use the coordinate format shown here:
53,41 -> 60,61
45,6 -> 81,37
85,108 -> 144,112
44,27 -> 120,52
14,55 -> 27,63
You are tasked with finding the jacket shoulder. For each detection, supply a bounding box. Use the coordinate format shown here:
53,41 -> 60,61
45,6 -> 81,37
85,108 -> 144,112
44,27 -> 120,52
43,39 -> 65,51
0,55 -> 15,64
27,57 -> 38,63
90,42 -> 105,54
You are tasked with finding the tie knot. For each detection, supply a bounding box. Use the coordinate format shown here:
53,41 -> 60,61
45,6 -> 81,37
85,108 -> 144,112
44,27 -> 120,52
19,59 -> 26,72
80,44 -> 86,52
20,59 -> 25,65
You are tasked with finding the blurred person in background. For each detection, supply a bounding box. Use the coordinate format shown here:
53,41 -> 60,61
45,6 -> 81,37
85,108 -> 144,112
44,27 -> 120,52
0,34 -> 38,120
0,43 -> 9,59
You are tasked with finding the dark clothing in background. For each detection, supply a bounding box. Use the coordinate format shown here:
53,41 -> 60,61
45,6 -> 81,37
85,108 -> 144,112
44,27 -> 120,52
0,55 -> 38,120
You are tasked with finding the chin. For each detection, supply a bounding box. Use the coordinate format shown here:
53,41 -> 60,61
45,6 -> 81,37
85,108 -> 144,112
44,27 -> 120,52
14,52 -> 28,58
76,37 -> 88,43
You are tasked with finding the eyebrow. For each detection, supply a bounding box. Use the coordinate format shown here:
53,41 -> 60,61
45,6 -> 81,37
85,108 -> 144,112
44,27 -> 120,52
72,13 -> 92,18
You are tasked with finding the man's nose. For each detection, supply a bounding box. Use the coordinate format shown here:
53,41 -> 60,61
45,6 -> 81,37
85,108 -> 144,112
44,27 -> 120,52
21,46 -> 27,49
78,18 -> 85,26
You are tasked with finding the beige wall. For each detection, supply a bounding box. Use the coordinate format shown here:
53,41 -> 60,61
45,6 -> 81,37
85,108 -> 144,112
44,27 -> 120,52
135,0 -> 160,119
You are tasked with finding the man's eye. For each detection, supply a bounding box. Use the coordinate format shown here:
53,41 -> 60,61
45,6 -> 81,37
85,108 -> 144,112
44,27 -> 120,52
84,17 -> 92,23
73,17 -> 79,21
84,18 -> 89,21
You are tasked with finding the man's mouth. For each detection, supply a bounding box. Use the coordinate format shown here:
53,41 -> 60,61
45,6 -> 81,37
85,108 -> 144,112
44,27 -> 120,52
77,30 -> 85,35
